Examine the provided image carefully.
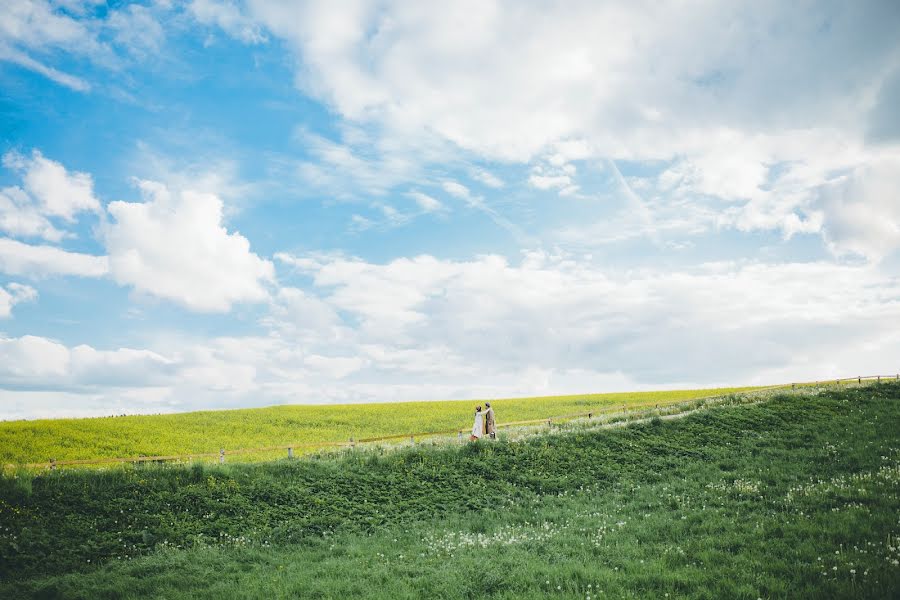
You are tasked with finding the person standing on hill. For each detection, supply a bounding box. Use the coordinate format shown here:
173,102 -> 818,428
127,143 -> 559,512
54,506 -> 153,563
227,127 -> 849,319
470,406 -> 484,441
484,402 -> 496,439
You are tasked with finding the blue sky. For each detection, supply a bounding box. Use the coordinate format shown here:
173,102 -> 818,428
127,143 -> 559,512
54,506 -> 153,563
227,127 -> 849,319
1,1 -> 899,419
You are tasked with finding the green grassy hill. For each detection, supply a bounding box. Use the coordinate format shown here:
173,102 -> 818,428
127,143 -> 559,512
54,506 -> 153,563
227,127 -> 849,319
0,386 -> 758,466
1,383 -> 898,598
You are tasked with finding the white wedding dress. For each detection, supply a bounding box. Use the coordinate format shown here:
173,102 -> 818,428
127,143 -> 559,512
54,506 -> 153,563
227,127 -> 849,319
471,411 -> 484,438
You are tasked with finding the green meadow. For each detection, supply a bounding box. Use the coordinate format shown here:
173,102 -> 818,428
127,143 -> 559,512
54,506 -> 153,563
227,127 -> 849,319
1,382 -> 898,598
0,386 -> 758,466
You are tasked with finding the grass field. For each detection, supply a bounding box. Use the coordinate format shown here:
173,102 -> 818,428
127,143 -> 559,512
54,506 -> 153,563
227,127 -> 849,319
0,386 -> 760,466
1,382 -> 898,598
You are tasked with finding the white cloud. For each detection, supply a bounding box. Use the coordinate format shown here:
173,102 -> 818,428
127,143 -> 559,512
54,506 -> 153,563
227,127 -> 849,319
819,155 -> 900,261
292,126 -> 452,199
189,0 -> 267,45
264,285 -> 344,338
0,45 -> 90,90
0,335 -> 69,378
106,3 -> 166,58
0,1 -> 98,50
0,237 -> 108,277
2,150 -> 101,222
291,251 -> 900,385
0,186 -> 66,242
104,180 -> 275,312
348,213 -> 375,232
442,180 -> 473,201
0,282 -> 37,318
408,191 -> 445,213
529,154 -> 578,195
303,354 -> 366,379
471,168 -> 504,189
0,334 -> 175,389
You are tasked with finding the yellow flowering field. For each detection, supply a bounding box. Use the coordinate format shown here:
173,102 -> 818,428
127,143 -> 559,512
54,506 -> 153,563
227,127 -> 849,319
0,386 -> 759,466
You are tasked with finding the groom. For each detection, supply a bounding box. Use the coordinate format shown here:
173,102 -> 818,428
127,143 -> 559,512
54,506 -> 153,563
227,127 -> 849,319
484,402 -> 496,439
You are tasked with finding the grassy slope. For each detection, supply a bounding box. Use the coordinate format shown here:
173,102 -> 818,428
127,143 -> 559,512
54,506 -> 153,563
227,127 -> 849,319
1,383 -> 898,598
0,386 -> 758,464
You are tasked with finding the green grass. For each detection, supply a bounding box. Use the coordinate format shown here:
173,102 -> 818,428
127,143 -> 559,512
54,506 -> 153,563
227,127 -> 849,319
0,386 -> 759,465
1,382 -> 898,598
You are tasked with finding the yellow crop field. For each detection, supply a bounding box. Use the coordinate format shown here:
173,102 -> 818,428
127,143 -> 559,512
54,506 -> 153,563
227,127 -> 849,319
0,386 -> 760,466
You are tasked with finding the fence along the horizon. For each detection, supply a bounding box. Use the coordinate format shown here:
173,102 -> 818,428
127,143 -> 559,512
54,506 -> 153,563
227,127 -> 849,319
15,375 -> 900,470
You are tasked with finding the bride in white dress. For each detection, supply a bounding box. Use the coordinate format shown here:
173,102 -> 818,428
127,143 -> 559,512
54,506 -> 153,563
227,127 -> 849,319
470,406 -> 484,441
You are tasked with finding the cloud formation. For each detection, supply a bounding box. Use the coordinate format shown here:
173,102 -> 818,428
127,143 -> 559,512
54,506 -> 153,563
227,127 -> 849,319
0,237 -> 108,277
4,250 -> 899,419
0,282 -> 36,318
202,0 -> 900,258
104,180 -> 275,312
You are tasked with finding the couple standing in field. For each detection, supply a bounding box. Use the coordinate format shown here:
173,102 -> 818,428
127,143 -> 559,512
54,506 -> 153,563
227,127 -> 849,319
470,403 -> 496,441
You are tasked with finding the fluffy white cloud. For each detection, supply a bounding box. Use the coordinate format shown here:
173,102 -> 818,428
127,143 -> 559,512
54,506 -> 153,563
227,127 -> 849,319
2,150 -> 101,222
278,251 -> 900,386
0,282 -> 36,318
0,237 -> 108,277
527,158 -> 579,196
104,180 -> 275,312
0,335 -> 69,379
224,2 -> 898,158
0,334 -> 175,390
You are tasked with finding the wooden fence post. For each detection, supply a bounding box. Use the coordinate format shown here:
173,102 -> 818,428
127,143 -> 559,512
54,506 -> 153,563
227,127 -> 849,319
350,437 -> 355,448
858,376 -> 861,384
219,448 -> 225,464
410,435 -> 415,445
547,418 -> 552,427
50,458 -> 56,471
287,447 -> 293,459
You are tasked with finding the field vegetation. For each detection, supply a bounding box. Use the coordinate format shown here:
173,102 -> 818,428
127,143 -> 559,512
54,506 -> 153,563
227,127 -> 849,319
1,382 -> 898,598
0,386 -> 758,466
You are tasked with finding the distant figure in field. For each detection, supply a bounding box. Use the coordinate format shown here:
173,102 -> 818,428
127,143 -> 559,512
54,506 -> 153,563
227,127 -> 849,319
470,405 -> 484,441
484,402 -> 496,439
